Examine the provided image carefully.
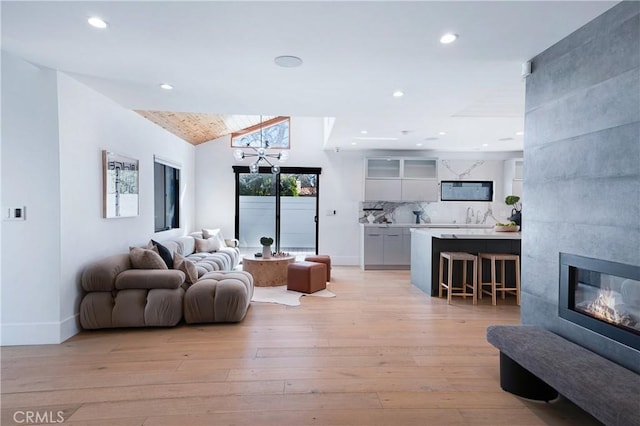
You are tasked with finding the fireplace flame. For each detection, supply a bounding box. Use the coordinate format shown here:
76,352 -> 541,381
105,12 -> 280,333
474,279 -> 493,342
583,286 -> 638,329
586,287 -> 621,323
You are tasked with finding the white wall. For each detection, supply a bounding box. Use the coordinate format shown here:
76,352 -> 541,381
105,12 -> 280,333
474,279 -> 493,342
1,51 -> 63,344
56,73 -> 196,342
195,117 -> 364,265
1,52 -> 196,345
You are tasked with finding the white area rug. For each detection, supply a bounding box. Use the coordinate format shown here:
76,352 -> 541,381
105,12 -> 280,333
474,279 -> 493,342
251,285 -> 335,306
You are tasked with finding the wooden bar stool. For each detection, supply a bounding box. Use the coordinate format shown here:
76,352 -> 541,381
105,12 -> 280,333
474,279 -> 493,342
478,253 -> 520,305
438,252 -> 478,304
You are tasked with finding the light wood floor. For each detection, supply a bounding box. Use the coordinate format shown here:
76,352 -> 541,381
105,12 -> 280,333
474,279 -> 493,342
1,268 -> 601,426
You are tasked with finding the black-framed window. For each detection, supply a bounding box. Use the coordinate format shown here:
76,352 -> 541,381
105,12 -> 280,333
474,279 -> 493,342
154,160 -> 180,232
440,180 -> 494,201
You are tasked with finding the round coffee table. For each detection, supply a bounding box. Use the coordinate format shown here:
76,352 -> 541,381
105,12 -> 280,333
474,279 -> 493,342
242,255 -> 295,287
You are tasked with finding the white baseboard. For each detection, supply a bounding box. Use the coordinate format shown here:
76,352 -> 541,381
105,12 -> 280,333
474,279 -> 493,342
2,321 -> 61,346
331,255 -> 360,266
1,314 -> 80,346
60,313 -> 80,342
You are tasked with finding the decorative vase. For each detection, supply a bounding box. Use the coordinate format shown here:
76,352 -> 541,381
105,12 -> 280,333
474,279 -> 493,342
262,245 -> 272,259
508,210 -> 522,229
367,213 -> 376,224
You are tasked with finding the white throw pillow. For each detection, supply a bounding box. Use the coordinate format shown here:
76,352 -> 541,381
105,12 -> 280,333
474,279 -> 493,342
194,236 -> 221,253
202,228 -> 227,248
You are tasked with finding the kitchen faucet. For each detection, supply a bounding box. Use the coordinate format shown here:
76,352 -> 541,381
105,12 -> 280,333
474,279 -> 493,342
465,207 -> 474,224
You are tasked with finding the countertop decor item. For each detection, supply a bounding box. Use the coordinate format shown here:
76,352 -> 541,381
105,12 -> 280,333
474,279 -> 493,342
412,210 -> 423,224
505,195 -> 522,229
494,223 -> 519,232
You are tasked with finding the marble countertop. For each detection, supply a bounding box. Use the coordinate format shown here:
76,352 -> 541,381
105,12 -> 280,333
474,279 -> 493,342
361,223 -> 493,229
410,227 -> 521,239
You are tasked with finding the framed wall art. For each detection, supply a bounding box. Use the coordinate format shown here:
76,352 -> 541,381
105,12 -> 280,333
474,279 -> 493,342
102,150 -> 139,218
231,116 -> 290,149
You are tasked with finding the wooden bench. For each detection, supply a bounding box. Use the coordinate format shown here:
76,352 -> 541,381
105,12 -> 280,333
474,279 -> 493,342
486,325 -> 640,426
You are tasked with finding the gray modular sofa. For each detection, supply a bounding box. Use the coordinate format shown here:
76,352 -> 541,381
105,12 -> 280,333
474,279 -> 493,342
80,232 -> 253,329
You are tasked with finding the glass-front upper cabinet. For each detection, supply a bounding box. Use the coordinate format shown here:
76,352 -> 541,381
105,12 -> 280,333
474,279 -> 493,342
364,157 -> 438,201
366,158 -> 401,178
366,158 -> 437,179
403,159 -> 437,179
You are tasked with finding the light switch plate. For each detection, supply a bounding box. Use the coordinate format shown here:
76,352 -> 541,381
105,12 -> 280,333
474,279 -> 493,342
4,206 -> 26,221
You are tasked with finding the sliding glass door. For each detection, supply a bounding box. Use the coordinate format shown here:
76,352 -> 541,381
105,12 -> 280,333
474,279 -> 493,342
237,172 -> 276,253
234,167 -> 321,257
279,173 -> 318,254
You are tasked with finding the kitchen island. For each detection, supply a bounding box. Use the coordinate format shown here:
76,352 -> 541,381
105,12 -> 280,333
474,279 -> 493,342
410,228 -> 521,296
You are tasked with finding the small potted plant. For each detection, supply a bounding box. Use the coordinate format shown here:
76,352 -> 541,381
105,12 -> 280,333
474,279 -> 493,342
260,236 -> 274,259
505,195 -> 522,229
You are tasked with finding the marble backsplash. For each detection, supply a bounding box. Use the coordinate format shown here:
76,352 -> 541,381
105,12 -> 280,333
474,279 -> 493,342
359,201 -> 506,225
360,159 -> 516,225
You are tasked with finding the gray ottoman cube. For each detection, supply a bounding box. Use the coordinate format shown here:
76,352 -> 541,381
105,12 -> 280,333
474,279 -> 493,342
184,271 -> 254,323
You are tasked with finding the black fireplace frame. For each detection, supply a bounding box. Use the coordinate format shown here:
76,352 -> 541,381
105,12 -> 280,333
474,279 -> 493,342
559,253 -> 640,351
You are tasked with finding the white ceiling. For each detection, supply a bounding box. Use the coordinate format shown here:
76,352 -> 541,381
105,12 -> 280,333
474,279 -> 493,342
1,1 -> 617,152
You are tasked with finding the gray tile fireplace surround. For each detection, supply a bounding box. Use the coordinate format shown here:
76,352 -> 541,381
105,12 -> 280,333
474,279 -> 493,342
521,0 -> 639,375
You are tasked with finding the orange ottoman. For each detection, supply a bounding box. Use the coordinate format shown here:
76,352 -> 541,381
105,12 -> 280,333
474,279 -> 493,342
304,255 -> 331,281
287,261 -> 327,294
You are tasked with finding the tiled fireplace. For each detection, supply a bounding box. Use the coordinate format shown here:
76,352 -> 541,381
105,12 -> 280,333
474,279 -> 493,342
559,253 -> 640,351
522,0 -> 639,374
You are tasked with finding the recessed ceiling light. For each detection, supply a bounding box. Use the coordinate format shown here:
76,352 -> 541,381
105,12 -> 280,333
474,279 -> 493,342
438,131 -> 446,136
360,130 -> 368,135
416,143 -> 423,147
515,131 -> 524,136
440,33 -> 458,44
351,142 -> 357,146
159,83 -> 173,90
482,143 -> 489,147
88,17 -> 108,29
392,90 -> 404,98
274,55 -> 303,68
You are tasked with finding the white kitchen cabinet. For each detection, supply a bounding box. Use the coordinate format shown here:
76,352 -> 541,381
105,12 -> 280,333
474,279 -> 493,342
400,179 -> 439,201
361,226 -> 412,270
382,228 -> 404,265
401,227 -> 412,265
511,180 -> 523,197
403,159 -> 437,179
365,157 -> 438,201
366,158 -> 401,178
503,158 -> 523,198
365,179 -> 402,201
362,228 -> 384,266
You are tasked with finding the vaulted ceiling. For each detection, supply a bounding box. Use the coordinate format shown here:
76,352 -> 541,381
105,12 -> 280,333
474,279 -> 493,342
134,112 -> 276,145
1,1 -> 616,151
